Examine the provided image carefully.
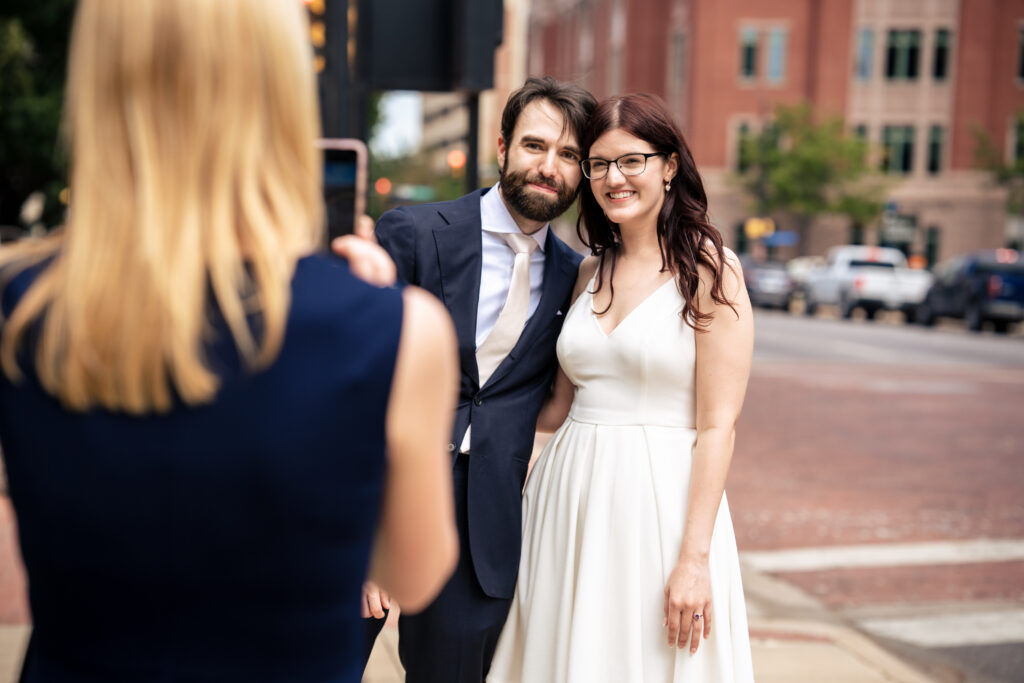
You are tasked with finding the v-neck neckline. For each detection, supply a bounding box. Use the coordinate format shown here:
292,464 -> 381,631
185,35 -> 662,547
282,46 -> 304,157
589,275 -> 676,338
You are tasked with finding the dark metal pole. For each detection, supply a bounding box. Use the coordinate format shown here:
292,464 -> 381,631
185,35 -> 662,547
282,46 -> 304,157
466,92 -> 480,193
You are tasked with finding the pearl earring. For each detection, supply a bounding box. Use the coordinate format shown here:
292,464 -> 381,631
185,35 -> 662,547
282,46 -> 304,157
664,180 -> 671,193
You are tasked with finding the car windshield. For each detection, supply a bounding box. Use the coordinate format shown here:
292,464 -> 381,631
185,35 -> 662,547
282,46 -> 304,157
848,260 -> 896,269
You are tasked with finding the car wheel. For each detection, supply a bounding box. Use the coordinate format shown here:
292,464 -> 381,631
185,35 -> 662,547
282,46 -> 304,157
915,301 -> 935,326
863,307 -> 877,321
839,294 -> 855,320
966,303 -> 984,332
993,320 -> 1010,334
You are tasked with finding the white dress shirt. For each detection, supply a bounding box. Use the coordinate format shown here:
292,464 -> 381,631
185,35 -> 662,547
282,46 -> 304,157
461,184 -> 549,453
476,183 -> 548,349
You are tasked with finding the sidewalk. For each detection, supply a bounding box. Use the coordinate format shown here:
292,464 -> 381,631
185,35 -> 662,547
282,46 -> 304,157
363,563 -> 939,683
0,567 -> 939,682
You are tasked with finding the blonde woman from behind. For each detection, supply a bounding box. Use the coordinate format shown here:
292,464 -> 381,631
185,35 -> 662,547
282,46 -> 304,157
0,1 -> 458,681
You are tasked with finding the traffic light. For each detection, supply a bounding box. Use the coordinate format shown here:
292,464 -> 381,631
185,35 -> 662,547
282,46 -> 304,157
303,0 -> 363,138
306,0 -> 326,74
301,0 -> 502,140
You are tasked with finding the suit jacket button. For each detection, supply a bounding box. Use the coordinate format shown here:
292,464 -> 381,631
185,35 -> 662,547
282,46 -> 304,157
447,443 -> 456,452
474,397 -> 483,406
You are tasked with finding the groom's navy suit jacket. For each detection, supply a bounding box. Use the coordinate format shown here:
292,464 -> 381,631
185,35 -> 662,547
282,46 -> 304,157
375,188 -> 582,599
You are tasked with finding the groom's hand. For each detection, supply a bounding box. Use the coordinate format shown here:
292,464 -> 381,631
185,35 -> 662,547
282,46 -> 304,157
332,215 -> 397,287
361,580 -> 392,619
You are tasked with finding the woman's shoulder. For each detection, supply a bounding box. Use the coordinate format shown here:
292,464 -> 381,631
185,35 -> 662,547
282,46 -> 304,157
695,239 -> 738,267
290,253 -> 405,328
294,253 -> 401,297
571,255 -> 600,300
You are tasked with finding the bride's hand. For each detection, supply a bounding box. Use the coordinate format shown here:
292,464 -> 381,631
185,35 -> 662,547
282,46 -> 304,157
663,556 -> 712,653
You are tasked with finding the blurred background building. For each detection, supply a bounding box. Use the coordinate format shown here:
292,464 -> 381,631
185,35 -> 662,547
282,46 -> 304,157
526,0 -> 1024,260
412,0 -> 1024,262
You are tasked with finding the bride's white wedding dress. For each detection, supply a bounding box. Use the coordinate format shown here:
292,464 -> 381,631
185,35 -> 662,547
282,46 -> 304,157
488,275 -> 754,683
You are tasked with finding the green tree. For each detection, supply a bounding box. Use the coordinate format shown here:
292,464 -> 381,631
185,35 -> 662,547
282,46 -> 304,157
366,150 -> 465,219
737,104 -> 884,254
0,2 -> 76,228
974,113 -> 1024,220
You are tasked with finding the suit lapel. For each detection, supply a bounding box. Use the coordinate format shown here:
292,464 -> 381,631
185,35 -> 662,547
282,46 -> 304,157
432,191 -> 485,386
482,230 -> 578,389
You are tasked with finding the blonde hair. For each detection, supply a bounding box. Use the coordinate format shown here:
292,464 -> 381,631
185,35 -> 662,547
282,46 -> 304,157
0,0 -> 323,413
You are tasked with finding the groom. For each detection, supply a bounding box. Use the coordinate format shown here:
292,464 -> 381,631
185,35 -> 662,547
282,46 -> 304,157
355,77 -> 595,682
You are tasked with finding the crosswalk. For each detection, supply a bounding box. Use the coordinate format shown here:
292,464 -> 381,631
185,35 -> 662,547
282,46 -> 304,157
741,538 -> 1024,649
858,610 -> 1024,648
742,538 -> 1024,572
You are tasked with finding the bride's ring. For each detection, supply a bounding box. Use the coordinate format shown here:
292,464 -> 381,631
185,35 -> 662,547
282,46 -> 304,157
693,614 -> 702,621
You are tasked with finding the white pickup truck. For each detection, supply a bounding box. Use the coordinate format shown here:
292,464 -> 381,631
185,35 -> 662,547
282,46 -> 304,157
803,245 -> 933,320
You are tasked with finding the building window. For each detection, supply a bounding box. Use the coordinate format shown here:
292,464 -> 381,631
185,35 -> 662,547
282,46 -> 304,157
578,6 -> 594,79
927,125 -> 943,174
925,227 -> 941,267
608,0 -> 625,94
669,32 -> 687,120
885,30 -> 921,80
855,28 -> 874,80
854,124 -> 869,140
1018,28 -> 1024,80
850,223 -> 864,245
1014,116 -> 1024,162
734,222 -> 749,254
740,28 -> 758,79
608,46 -> 623,94
883,125 -> 915,173
766,28 -> 787,83
933,29 -> 950,80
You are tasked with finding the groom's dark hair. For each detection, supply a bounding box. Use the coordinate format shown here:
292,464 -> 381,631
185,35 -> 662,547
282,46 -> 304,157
500,77 -> 596,146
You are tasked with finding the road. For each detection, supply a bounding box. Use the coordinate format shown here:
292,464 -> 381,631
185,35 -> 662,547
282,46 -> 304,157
729,310 -> 1024,682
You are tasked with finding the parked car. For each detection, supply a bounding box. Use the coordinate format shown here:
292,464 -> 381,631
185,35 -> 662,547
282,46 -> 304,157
803,245 -> 933,320
740,257 -> 794,309
915,249 -> 1024,333
785,255 -> 825,309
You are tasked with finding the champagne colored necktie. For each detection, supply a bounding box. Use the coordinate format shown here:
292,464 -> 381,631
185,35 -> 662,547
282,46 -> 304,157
476,232 -> 538,386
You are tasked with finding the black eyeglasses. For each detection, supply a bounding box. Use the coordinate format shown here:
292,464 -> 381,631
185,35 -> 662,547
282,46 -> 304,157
580,152 -> 665,180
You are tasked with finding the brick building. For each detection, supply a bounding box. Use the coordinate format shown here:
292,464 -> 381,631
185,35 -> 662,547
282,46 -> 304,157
528,0 -> 1024,261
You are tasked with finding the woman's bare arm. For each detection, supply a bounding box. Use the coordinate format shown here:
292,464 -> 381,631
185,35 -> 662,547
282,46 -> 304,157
534,256 -> 600,433
663,247 -> 753,652
374,286 -> 460,613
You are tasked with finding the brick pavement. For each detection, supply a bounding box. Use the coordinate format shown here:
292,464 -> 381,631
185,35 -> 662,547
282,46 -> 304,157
727,363 -> 1024,552
728,358 -> 1024,680
775,561 -> 1024,609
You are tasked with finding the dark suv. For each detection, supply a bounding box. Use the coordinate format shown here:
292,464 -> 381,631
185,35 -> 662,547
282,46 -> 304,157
915,249 -> 1024,333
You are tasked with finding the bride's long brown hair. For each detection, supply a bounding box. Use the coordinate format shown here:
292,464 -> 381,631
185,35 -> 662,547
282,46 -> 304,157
576,93 -> 736,329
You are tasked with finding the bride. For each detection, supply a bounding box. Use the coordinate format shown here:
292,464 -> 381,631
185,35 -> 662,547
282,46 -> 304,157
487,93 -> 755,683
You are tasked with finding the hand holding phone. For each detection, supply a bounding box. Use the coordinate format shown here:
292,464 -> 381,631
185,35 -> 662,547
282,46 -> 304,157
316,138 -> 368,244
331,216 -> 398,287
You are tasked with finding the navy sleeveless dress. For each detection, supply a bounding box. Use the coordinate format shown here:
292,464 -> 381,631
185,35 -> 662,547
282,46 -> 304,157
0,254 -> 402,682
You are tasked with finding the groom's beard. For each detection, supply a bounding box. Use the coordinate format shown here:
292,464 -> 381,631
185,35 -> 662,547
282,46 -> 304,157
499,164 -> 577,224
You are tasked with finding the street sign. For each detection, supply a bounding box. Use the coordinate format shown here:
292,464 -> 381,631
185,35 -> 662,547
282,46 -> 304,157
763,230 -> 799,247
881,213 -> 916,243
